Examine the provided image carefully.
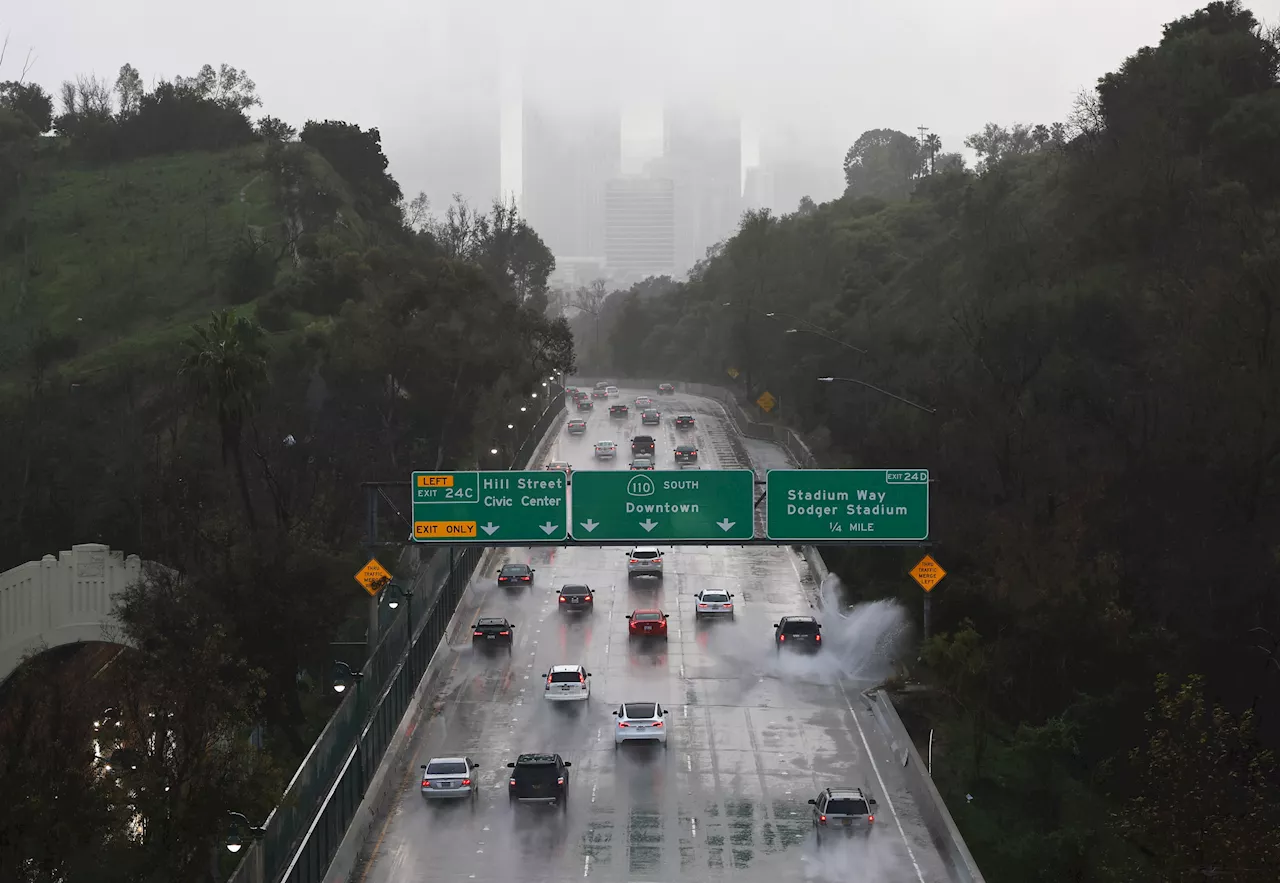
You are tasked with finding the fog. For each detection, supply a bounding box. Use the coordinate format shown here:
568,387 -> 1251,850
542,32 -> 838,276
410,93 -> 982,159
5,0 -> 1218,268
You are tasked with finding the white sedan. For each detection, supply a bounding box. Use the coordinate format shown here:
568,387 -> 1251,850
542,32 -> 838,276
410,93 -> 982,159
594,440 -> 617,459
613,701 -> 669,746
544,664 -> 591,702
693,590 -> 735,619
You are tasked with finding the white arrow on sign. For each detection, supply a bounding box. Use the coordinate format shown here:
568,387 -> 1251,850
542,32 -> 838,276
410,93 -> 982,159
579,519 -> 599,533
639,519 -> 658,532
717,519 -> 736,532
539,522 -> 557,535
480,523 -> 500,536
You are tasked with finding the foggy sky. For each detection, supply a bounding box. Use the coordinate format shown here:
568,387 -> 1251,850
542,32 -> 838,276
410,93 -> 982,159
4,0 -> 1236,203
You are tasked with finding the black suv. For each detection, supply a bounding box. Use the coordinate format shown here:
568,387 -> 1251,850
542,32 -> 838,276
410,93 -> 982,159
673,444 -> 697,464
809,787 -> 877,845
657,383 -> 676,395
631,435 -> 655,456
558,584 -> 593,611
472,617 -> 515,646
609,404 -> 629,418
674,415 -> 695,430
774,616 -> 822,652
507,753 -> 571,806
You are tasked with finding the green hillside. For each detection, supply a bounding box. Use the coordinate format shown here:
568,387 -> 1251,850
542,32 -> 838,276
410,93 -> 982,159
0,142 -> 363,384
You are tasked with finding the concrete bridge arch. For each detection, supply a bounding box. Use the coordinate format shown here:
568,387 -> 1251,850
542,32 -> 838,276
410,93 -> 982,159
0,543 -> 147,686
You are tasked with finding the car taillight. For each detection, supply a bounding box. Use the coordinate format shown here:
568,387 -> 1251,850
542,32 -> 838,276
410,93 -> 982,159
779,635 -> 785,641
815,634 -> 821,641
422,779 -> 430,787
819,814 -> 827,825
698,603 -> 708,608
474,631 -> 484,636
499,631 -> 510,636
652,558 -> 662,564
579,674 -> 585,683
653,721 -> 663,727
618,721 -> 629,727
584,595 -> 592,601
630,559 -> 639,564
509,778 -> 516,786
559,596 -> 566,603
724,602 -> 732,607
462,778 -> 471,786
868,815 -> 874,823
521,576 -> 530,581
557,777 -> 565,785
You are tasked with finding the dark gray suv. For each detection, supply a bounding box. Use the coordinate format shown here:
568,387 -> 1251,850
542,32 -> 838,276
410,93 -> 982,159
809,787 -> 877,845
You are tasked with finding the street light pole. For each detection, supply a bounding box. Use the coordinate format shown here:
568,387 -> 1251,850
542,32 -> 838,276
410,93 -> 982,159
816,376 -> 937,414
784,326 -> 868,355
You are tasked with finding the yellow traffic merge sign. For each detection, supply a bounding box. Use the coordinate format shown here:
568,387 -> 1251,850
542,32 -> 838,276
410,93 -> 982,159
756,390 -> 777,413
354,558 -> 392,597
909,555 -> 946,592
726,367 -> 740,379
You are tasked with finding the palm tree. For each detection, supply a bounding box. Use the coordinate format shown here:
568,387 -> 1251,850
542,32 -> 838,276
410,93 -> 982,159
923,134 -> 943,175
179,310 -> 268,533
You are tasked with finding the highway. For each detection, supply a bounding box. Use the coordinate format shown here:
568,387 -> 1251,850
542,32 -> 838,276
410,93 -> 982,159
348,387 -> 955,883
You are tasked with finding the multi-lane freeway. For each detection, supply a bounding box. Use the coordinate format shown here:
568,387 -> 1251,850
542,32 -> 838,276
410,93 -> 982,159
348,388 -> 955,883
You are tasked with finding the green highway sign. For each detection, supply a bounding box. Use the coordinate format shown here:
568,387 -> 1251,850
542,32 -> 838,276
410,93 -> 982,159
410,471 -> 568,543
571,470 -> 755,541
765,469 -> 929,541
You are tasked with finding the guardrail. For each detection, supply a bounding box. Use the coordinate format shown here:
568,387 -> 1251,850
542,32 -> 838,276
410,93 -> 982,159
568,375 -> 983,883
228,390 -> 567,883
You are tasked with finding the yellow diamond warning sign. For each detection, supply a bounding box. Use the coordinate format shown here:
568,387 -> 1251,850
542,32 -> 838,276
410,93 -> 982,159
354,558 -> 392,597
726,367 -> 740,379
756,390 -> 777,413
909,555 -> 946,593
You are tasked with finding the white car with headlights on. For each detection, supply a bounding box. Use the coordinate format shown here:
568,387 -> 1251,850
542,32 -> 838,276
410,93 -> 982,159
613,701 -> 669,747
544,664 -> 591,702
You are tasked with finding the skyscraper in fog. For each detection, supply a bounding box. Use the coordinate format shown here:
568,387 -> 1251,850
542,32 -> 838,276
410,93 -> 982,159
662,103 -> 742,275
605,176 -> 675,282
402,3 -> 502,214
522,104 -> 621,259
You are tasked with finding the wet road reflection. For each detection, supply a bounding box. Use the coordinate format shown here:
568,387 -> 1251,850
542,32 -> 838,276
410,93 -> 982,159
351,388 -> 951,883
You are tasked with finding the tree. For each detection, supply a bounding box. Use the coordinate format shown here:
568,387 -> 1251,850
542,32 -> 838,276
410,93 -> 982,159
113,63 -> 142,117
963,122 -> 1044,171
476,198 -> 555,307
842,128 -> 921,200
400,190 -> 431,233
179,310 -> 269,534
0,80 -> 53,132
571,279 -> 609,363
256,115 -> 295,142
921,621 -> 992,779
299,119 -> 402,213
1109,674 -> 1280,881
174,63 -> 260,113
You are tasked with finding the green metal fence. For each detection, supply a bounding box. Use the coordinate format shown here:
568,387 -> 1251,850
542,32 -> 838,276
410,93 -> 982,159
228,388 -> 566,883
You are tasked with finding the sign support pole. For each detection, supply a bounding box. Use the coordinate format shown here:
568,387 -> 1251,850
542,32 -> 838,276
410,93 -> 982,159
365,484 -> 381,661
923,593 -> 933,643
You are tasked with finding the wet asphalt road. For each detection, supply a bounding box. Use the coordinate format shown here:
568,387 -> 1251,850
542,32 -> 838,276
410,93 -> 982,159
351,389 -> 954,883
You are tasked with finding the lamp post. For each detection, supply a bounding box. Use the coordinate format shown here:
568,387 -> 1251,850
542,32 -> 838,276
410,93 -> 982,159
784,326 -> 867,355
383,582 -> 415,646
816,376 -> 936,414
331,660 -> 364,695
224,811 -> 266,855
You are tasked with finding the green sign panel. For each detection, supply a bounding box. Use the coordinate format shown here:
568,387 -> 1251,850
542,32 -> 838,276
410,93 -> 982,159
765,469 -> 929,541
571,470 -> 755,541
410,471 -> 568,543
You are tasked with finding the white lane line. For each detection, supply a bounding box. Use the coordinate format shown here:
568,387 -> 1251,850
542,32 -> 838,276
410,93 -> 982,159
583,855 -> 591,878
591,781 -> 598,803
836,679 -> 926,883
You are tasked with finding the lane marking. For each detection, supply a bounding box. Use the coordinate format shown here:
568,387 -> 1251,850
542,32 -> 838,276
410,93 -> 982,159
836,679 -> 926,883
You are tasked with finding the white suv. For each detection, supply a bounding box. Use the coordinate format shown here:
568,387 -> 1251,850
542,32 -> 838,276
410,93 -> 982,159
594,440 -> 617,459
606,385 -> 619,397
544,664 -> 591,702
626,547 -> 664,580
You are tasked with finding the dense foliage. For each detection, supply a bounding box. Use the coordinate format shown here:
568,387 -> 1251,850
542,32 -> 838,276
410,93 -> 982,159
586,4 -> 1280,878
0,57 -> 571,882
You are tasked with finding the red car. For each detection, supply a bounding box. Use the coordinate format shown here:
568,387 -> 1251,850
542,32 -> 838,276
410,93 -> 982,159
627,609 -> 669,638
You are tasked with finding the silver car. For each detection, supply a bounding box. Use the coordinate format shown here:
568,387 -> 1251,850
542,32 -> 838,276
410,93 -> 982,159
626,547 -> 664,579
694,589 -> 735,618
420,756 -> 480,800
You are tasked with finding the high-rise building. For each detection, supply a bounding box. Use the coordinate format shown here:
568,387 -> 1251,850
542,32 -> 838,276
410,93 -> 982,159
742,166 -> 775,212
521,103 -> 621,259
397,2 -> 502,215
662,103 -> 742,275
604,176 -> 675,283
